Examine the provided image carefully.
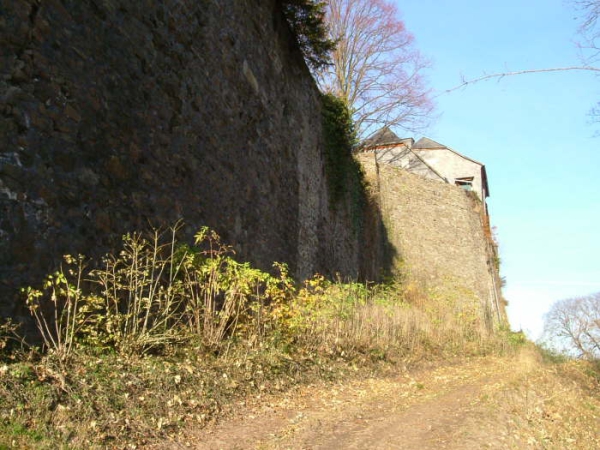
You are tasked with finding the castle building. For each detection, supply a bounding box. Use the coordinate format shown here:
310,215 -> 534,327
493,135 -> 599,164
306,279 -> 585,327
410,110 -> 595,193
360,128 -> 490,214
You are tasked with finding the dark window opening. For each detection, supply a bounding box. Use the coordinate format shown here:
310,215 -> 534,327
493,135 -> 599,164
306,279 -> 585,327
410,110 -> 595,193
455,177 -> 474,191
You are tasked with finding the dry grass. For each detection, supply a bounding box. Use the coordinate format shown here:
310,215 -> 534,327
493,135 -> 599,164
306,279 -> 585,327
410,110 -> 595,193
0,226 -> 522,448
290,276 -> 511,362
467,346 -> 600,449
0,345 -> 336,449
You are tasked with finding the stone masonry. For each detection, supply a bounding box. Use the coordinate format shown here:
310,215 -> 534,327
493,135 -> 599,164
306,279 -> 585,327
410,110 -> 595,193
0,0 -> 386,323
0,0 -> 501,331
358,153 -> 505,325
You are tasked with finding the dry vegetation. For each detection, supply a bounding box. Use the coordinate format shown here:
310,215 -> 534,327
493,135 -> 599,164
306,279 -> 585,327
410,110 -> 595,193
462,347 -> 600,449
184,346 -> 600,449
0,226 -> 597,449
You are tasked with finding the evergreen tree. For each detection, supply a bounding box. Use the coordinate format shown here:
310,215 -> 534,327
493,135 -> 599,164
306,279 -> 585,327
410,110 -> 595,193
282,0 -> 336,70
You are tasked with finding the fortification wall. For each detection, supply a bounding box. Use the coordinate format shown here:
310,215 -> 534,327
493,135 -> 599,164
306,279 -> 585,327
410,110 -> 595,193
358,153 -> 504,325
0,0 -> 383,321
0,0 -> 499,331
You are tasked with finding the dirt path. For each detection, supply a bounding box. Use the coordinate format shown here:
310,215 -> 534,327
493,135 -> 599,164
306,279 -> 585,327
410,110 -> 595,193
161,355 -> 524,449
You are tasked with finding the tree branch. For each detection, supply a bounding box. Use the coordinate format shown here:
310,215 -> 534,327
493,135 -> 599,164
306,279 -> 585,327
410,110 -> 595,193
444,66 -> 600,95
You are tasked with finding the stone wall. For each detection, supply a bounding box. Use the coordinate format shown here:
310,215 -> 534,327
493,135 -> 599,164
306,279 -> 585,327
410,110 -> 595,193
0,0 -> 386,321
0,0 -> 499,331
358,153 -> 504,324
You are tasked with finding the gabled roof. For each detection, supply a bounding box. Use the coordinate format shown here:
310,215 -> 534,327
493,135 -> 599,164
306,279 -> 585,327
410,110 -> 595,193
361,134 -> 490,198
412,137 -> 446,150
361,128 -> 412,148
413,137 -> 484,166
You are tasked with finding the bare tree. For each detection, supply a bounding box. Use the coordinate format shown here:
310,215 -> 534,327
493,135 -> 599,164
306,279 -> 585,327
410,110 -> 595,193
542,292 -> 600,359
316,0 -> 434,139
574,0 -> 600,118
575,0 -> 600,56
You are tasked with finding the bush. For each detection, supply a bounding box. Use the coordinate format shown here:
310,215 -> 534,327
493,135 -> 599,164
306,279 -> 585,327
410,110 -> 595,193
22,225 -> 296,360
23,255 -> 88,364
20,224 -> 516,363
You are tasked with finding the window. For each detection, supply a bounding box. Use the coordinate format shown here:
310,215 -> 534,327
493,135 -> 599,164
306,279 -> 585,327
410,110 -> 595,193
455,177 -> 474,191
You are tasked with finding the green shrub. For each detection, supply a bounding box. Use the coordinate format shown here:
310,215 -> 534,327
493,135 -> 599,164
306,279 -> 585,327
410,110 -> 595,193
22,225 -> 297,358
22,255 -> 88,365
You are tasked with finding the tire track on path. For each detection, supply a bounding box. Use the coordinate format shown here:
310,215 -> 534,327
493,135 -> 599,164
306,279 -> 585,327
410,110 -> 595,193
175,356 -> 513,449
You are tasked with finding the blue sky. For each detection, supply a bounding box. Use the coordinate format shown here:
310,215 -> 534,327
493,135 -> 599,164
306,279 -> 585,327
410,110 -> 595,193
394,0 -> 600,339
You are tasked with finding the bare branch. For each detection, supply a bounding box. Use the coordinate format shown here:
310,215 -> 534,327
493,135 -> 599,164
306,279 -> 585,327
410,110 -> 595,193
444,66 -> 600,95
442,1 -> 600,112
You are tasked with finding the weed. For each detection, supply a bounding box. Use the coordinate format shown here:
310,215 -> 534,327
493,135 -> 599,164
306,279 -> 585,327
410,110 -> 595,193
4,223 -> 522,448
22,254 -> 87,365
0,318 -> 24,360
536,343 -> 570,364
91,225 -> 191,355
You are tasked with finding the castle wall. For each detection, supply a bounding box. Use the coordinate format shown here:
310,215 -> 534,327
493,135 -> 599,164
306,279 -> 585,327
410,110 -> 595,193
0,0 -> 500,331
358,153 -> 503,325
0,0 -> 382,322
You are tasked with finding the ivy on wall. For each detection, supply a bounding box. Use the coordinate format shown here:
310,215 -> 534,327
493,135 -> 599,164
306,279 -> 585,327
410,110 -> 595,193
321,93 -> 355,202
321,93 -> 366,233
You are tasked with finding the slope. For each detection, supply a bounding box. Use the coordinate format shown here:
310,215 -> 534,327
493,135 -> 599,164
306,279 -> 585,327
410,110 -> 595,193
175,348 -> 600,449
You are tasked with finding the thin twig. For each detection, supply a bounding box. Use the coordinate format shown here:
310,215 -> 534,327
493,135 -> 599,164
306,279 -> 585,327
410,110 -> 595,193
442,66 -> 600,96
